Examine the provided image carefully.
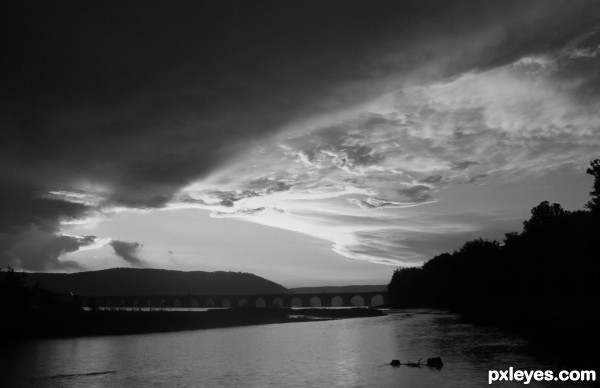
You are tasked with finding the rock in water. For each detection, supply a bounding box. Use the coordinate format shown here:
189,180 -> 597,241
426,357 -> 443,368
390,359 -> 401,366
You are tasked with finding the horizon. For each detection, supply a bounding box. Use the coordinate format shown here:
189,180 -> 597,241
2,1 -> 600,287
20,266 -> 390,289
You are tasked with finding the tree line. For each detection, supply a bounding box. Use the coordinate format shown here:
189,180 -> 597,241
0,266 -> 82,314
388,159 -> 600,351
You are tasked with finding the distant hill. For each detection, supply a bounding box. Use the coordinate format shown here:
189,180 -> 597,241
24,268 -> 290,296
289,285 -> 387,294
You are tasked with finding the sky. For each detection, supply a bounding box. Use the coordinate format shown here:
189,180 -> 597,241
1,0 -> 600,287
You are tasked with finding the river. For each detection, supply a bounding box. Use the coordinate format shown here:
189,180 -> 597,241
0,309 -> 595,387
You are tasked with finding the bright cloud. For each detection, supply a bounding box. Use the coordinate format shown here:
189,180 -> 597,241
168,41 -> 600,266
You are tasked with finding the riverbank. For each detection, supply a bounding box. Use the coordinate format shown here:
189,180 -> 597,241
0,307 -> 384,338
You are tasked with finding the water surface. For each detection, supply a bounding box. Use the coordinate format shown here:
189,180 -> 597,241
0,310 -> 594,387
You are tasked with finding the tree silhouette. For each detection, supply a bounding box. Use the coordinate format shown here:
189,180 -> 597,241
0,266 -> 82,313
522,201 -> 569,234
586,158 -> 600,214
0,266 -> 33,312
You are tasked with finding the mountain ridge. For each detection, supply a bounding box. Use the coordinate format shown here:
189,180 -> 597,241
24,268 -> 290,296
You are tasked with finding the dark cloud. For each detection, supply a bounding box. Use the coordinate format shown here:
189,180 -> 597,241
1,0 -> 598,269
0,230 -> 85,271
0,181 -> 93,270
453,161 -> 479,171
341,145 -> 383,167
2,0 -> 595,204
421,175 -> 444,184
0,182 -> 90,233
398,186 -> 434,203
179,195 -> 207,205
109,240 -> 145,267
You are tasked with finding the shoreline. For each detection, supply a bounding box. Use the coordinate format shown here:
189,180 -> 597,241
388,304 -> 600,366
0,307 -> 385,339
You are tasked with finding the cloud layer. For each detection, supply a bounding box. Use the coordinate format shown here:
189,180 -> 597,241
1,1 -> 599,270
175,31 -> 600,265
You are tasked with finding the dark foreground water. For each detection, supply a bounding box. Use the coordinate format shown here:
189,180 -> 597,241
0,310 -> 595,388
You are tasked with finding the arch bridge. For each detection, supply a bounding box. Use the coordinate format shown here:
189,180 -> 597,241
83,291 -> 388,309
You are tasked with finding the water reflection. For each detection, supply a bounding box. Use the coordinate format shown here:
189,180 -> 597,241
0,310 -> 595,388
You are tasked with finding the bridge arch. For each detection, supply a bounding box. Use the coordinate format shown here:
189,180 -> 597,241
222,298 -> 231,308
350,295 -> 365,306
238,298 -> 248,307
272,297 -> 284,307
330,296 -> 344,307
255,298 -> 266,308
308,296 -> 322,307
291,297 -> 303,307
370,294 -> 384,306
